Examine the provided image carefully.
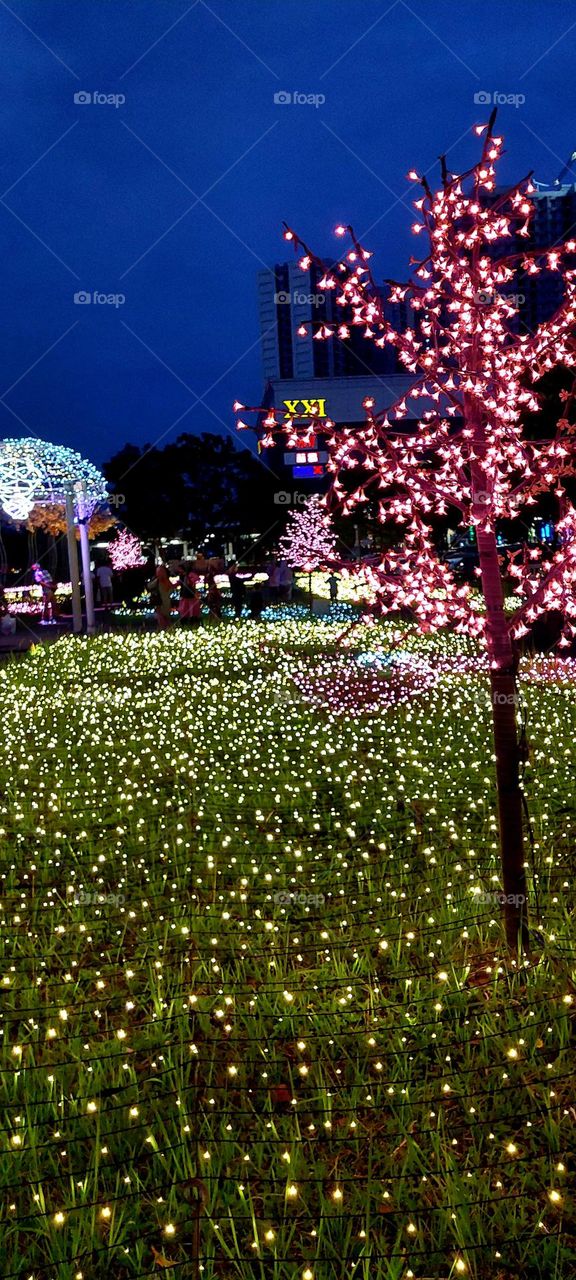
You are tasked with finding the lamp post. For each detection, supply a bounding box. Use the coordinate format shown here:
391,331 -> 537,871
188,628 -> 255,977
74,481 -> 96,636
65,487 -> 83,634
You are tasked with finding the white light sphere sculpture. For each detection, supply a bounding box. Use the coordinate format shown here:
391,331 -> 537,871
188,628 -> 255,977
0,437 -> 109,523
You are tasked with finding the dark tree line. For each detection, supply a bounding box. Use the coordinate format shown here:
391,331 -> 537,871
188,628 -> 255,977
103,433 -> 282,545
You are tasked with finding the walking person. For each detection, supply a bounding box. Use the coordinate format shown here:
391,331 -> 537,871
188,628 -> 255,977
247,580 -> 264,621
268,561 -> 280,604
189,586 -> 202,625
263,558 -> 275,605
327,571 -> 339,605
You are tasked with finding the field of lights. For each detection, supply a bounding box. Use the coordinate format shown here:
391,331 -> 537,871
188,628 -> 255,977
1,618 -> 575,1280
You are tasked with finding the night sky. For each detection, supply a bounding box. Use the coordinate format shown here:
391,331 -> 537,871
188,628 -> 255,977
1,0 -> 575,465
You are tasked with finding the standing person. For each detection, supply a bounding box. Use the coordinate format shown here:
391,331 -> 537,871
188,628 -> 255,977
247,580 -> 264,621
96,561 -> 114,606
189,584 -> 202,625
149,563 -> 172,629
277,558 -> 294,603
327,572 -> 339,604
228,564 -> 246,620
32,563 -> 57,624
268,561 -> 280,604
206,575 -> 223,621
262,558 -> 275,605
0,585 -> 15,636
178,565 -> 201,625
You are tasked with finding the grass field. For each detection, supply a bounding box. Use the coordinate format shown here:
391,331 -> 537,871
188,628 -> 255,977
1,617 -> 575,1279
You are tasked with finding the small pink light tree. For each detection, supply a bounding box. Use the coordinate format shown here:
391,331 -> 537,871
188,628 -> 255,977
239,113 -> 576,951
109,528 -> 147,572
280,495 -> 336,611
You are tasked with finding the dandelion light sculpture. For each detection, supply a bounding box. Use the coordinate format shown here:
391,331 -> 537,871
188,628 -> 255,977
0,438 -> 108,523
0,437 -> 111,633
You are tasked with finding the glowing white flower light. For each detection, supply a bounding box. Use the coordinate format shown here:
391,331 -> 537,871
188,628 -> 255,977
0,446 -> 43,520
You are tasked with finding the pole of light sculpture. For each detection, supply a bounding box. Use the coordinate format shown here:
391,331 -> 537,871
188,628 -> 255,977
65,488 -> 83,634
74,481 -> 96,635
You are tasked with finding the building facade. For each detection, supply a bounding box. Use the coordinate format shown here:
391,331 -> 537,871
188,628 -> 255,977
257,260 -> 420,490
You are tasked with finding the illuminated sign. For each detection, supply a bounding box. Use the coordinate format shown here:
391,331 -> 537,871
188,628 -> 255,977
284,451 -> 328,465
283,398 -> 327,419
293,464 -> 324,478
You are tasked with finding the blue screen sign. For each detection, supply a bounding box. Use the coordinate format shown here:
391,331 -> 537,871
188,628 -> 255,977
292,464 -> 324,479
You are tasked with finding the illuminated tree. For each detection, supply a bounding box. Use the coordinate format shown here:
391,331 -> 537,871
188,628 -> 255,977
280,495 -> 336,609
238,113 -> 576,951
109,527 -> 146,571
25,503 -> 115,539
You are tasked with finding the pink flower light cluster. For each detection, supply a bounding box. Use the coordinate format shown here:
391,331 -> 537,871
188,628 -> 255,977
279,494 -> 337,572
108,528 -> 147,572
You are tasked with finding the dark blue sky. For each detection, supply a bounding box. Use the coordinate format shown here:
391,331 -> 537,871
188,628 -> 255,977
0,0 -> 575,464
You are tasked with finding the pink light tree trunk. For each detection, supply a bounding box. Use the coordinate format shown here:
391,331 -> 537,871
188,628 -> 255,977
477,529 -> 528,951
469,402 -> 529,951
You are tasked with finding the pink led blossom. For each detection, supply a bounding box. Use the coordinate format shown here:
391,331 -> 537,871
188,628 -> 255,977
109,528 -> 147,571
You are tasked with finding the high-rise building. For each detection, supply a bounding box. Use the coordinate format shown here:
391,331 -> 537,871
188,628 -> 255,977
258,260 -> 415,383
517,183 -> 576,331
488,181 -> 576,332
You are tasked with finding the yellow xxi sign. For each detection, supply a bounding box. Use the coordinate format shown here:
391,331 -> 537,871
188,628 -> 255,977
282,398 -> 327,419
